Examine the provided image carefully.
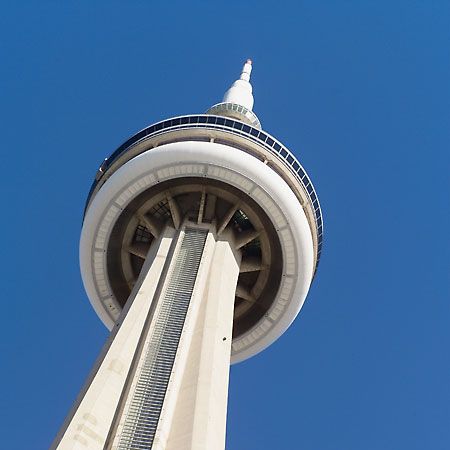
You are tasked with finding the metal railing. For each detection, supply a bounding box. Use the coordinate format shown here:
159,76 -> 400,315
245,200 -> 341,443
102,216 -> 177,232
85,115 -> 323,270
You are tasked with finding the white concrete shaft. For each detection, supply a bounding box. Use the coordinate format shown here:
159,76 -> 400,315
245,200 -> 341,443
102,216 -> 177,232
51,228 -> 176,450
53,224 -> 240,450
162,235 -> 241,450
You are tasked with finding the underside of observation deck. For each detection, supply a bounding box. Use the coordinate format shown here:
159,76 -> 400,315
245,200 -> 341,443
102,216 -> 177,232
107,177 -> 283,340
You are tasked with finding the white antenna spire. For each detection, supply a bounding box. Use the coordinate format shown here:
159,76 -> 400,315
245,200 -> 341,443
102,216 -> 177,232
239,58 -> 252,82
222,59 -> 254,110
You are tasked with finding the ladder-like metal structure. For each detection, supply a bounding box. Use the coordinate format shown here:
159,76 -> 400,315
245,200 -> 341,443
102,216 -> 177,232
117,228 -> 208,449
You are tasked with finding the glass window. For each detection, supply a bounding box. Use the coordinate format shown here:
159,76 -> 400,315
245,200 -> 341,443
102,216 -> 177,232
136,130 -> 147,141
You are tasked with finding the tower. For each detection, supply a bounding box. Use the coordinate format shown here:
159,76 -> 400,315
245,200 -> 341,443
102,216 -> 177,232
52,60 -> 323,449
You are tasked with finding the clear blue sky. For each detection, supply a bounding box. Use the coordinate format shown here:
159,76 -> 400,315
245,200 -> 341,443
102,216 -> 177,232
1,2 -> 448,449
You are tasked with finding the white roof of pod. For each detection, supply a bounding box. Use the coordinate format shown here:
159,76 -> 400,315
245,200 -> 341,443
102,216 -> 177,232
207,59 -> 261,128
222,59 -> 255,111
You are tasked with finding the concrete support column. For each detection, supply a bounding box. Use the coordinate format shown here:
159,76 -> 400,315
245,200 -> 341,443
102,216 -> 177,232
51,228 -> 176,450
53,223 -> 240,450
162,233 -> 241,450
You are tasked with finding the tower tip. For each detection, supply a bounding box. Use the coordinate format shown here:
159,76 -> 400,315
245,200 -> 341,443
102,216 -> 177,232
208,57 -> 256,117
240,59 -> 252,82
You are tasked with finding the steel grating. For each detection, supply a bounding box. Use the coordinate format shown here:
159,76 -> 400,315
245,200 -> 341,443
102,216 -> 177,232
117,228 -> 208,449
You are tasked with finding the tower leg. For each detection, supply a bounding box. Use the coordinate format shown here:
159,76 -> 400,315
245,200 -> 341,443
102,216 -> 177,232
162,237 -> 241,450
51,227 -> 176,450
53,223 -> 240,450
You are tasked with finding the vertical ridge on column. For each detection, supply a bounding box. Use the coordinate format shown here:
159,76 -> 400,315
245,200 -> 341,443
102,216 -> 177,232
116,228 -> 208,449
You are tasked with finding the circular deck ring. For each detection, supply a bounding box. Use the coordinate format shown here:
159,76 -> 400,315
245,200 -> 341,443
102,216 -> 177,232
80,141 -> 314,363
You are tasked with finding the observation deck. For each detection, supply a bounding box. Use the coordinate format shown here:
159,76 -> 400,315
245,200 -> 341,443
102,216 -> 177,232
81,114 -> 323,363
86,115 -> 322,270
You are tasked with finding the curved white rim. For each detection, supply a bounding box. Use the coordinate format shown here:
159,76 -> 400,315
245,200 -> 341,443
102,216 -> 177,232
80,141 -> 314,363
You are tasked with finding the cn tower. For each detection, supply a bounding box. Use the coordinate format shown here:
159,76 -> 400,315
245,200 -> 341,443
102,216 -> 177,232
52,60 -> 323,450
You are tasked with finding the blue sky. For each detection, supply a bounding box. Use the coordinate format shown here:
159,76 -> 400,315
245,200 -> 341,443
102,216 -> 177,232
1,2 -> 448,449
